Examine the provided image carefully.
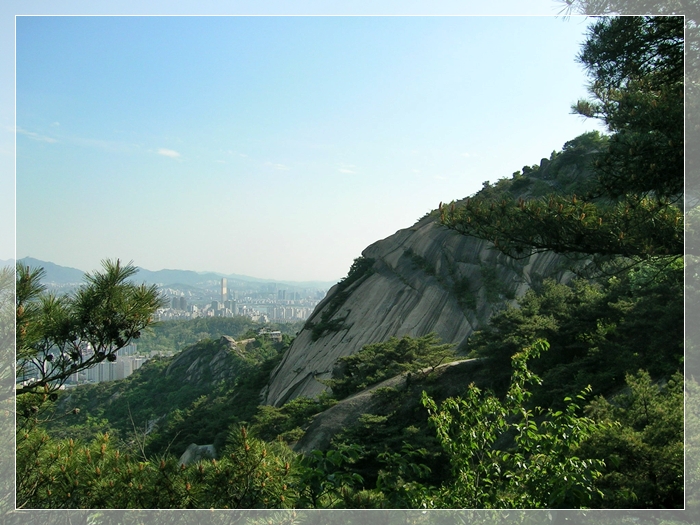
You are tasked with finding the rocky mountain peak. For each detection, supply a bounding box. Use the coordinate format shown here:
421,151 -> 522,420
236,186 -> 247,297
262,213 -> 573,407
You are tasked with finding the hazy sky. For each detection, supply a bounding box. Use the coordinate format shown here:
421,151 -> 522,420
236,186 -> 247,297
12,6 -> 604,282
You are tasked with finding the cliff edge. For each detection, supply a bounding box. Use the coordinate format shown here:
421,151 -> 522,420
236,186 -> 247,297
262,213 -> 572,407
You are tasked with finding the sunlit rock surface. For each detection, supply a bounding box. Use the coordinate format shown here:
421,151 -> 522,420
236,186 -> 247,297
262,212 -> 573,407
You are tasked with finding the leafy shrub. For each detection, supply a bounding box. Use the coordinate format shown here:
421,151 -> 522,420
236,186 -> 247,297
579,370 -> 684,508
16,424 -> 295,509
323,334 -> 455,400
420,340 -> 609,508
249,393 -> 337,443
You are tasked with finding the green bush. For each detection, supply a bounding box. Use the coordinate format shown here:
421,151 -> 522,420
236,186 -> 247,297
323,334 -> 455,400
16,424 -> 295,509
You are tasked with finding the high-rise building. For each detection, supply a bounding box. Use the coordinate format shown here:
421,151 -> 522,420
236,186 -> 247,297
221,278 -> 227,304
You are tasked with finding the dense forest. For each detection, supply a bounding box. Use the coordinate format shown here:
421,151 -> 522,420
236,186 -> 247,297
12,13 -> 692,520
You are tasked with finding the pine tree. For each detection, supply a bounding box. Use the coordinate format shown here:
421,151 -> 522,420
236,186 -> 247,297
16,259 -> 166,397
441,16 -> 684,268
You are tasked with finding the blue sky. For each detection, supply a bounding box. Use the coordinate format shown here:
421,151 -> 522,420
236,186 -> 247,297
11,6 -> 605,282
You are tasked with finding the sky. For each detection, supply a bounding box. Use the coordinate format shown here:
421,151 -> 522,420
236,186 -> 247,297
10,4 -> 606,282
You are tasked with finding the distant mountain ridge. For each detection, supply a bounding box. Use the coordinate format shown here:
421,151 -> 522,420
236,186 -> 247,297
15,257 -> 337,290
16,257 -> 85,284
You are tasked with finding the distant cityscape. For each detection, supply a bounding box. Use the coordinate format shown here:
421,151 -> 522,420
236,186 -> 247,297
17,343 -> 148,389
71,344 -> 146,385
156,277 -> 325,323
13,260 -> 333,388
9,258 -> 334,324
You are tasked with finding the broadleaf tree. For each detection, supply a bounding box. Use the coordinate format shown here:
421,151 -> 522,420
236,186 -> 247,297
420,340 -> 610,508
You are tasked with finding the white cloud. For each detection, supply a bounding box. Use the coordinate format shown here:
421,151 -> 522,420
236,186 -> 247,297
338,164 -> 357,174
158,148 -> 181,159
226,150 -> 248,157
265,162 -> 290,171
461,153 -> 471,158
15,127 -> 58,143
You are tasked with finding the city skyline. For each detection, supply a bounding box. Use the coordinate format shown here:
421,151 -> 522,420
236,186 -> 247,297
15,14 -> 604,282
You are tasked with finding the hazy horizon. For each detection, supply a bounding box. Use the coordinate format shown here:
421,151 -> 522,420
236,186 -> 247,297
16,14 -> 603,282
6,255 -> 339,286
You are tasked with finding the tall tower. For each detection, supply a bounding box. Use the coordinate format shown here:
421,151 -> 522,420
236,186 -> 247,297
221,278 -> 227,304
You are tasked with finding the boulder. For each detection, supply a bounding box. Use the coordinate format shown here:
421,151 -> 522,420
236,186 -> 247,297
178,443 -> 216,466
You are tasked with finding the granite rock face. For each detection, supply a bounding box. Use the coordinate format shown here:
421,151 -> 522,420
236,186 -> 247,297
262,214 -> 574,407
178,443 -> 216,465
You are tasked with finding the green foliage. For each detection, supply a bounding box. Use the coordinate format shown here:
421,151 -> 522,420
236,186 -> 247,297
13,16 -> 689,511
315,337 -> 479,498
14,271 -> 301,507
404,249 -> 482,311
574,16 -> 684,199
405,249 -> 436,277
452,276 -> 477,310
373,443 -> 433,508
293,443 -> 365,508
580,370 -> 684,508
16,425 -> 295,509
324,334 -> 455,400
328,399 -> 449,500
16,260 -> 166,396
145,340 -> 286,456
441,16 -> 684,270
46,334 -> 289,459
259,336 -> 464,499
509,171 -> 533,193
16,359 -> 683,510
44,352 -> 204,449
443,192 -> 682,261
462,132 -> 607,205
467,259 -> 683,408
530,178 -> 554,199
480,265 -> 515,302
420,340 -> 609,509
187,426 -> 295,509
134,317 -> 301,355
249,393 -> 338,443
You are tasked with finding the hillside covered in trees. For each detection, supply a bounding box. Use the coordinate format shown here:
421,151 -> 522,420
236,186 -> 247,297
13,14 -> 690,519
